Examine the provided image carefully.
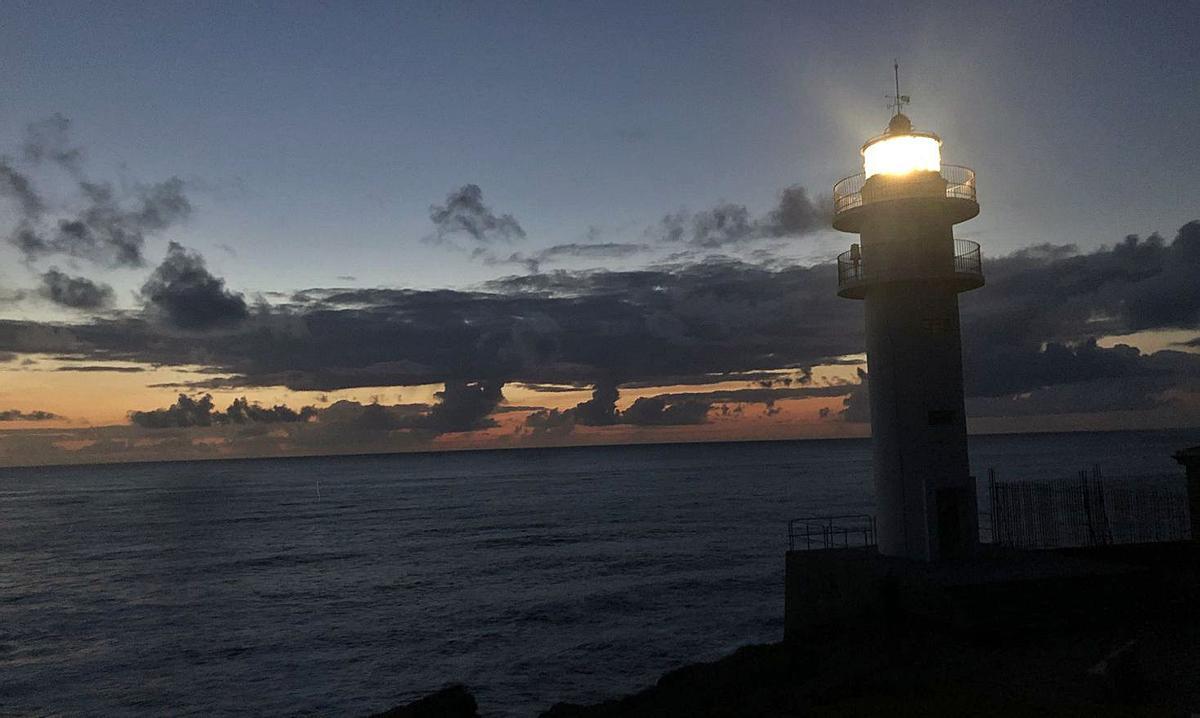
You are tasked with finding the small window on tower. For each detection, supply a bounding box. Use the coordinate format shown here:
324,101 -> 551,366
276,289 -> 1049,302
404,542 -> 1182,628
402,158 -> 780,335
928,410 -> 955,426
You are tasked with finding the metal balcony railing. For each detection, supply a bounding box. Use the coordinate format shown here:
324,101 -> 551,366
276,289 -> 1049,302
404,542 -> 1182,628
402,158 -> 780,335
836,238 -> 982,296
788,514 -> 877,551
953,237 -> 982,275
833,164 -> 976,217
836,249 -> 865,287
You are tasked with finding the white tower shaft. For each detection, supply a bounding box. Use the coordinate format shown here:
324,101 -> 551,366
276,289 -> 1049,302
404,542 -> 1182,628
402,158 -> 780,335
832,111 -> 984,562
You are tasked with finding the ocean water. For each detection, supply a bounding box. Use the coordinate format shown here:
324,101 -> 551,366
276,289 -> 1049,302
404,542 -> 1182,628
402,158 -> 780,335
0,428 -> 1194,717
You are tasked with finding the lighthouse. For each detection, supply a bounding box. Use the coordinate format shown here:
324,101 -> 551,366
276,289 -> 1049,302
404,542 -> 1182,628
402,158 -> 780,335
832,72 -> 984,561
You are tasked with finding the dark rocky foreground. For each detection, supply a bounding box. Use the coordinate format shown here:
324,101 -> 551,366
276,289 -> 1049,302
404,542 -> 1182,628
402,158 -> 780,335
371,545 -> 1200,717
372,607 -> 1200,717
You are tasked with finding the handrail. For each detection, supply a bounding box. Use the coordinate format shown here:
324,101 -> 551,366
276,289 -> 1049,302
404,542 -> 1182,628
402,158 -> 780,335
837,238 -> 982,291
833,164 -> 976,216
788,514 -> 876,551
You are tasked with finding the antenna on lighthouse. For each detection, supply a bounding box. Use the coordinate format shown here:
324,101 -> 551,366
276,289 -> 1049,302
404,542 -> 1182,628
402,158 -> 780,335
887,60 -> 910,117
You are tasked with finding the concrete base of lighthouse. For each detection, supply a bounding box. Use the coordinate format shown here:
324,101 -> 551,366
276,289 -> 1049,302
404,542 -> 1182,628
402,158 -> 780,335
782,544 -> 1163,642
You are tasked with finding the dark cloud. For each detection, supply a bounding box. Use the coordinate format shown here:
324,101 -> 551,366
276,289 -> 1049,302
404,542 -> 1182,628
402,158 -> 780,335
3,116 -> 191,267
140,242 -> 249,330
831,368 -> 870,423
347,402 -> 413,432
525,380 -> 713,434
129,394 -> 219,428
223,397 -> 318,425
516,382 -> 590,393
524,406 -> 576,436
831,241 -> 1200,423
967,339 -> 1150,398
0,162 -> 45,219
22,113 -> 84,172
620,395 -> 710,425
316,399 -> 428,432
55,365 -> 145,373
428,184 -> 525,244
651,384 -> 851,405
763,186 -> 826,237
485,242 -> 650,273
129,382 -> 503,436
655,185 -> 828,247
38,268 -> 114,309
960,223 -> 1200,402
0,409 -> 62,421
687,204 -> 756,247
15,178 -> 191,268
574,381 -> 620,426
409,380 -> 504,433
130,394 -> 316,428
620,369 -> 815,389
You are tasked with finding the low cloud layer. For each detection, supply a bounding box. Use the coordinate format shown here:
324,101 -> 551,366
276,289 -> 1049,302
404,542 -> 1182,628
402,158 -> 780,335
2,221 -> 1198,435
960,224 -> 1200,408
526,380 -> 713,435
130,394 -> 316,428
484,242 -> 650,274
130,380 -> 506,438
0,409 -> 62,421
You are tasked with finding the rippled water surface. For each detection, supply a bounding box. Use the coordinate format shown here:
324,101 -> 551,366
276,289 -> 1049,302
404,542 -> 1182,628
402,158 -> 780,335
1,429 -> 1193,716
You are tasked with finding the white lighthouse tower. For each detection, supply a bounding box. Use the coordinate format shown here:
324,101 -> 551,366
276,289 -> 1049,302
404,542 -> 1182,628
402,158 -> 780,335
832,70 -> 984,561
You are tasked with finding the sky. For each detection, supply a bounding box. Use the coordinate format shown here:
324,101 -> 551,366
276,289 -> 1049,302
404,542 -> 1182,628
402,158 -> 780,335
0,1 -> 1198,466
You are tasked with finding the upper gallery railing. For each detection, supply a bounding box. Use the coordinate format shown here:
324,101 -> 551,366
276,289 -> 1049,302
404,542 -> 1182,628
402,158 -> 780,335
833,164 -> 976,216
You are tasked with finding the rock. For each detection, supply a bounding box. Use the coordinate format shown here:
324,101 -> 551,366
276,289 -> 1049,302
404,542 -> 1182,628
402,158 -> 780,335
1088,640 -> 1146,702
369,684 -> 479,718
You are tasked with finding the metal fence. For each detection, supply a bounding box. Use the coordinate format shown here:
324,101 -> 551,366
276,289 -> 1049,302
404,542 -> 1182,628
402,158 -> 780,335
952,237 -> 982,275
788,514 -> 877,551
988,468 -> 1190,549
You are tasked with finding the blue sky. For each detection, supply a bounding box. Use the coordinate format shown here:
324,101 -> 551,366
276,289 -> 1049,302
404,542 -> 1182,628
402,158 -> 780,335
2,1 -> 1196,297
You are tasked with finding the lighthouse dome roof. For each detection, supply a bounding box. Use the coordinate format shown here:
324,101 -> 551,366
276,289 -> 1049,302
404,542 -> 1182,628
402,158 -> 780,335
887,113 -> 913,134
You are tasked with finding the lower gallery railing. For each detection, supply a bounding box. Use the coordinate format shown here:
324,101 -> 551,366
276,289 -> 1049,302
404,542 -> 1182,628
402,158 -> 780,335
836,238 -> 981,290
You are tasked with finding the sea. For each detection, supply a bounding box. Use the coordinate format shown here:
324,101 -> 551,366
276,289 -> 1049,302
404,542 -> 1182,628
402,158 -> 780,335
1,428 -> 1195,717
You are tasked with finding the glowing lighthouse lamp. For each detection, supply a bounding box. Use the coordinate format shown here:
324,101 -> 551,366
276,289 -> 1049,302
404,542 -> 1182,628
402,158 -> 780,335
832,66 -> 984,562
862,126 -> 941,178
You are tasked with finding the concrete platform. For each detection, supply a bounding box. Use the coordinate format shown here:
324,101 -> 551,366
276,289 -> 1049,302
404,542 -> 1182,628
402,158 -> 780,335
783,543 -> 1198,641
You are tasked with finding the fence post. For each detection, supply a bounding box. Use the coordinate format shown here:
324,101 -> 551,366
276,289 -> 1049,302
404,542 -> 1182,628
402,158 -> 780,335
1081,469 -> 1096,547
988,469 -> 999,547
